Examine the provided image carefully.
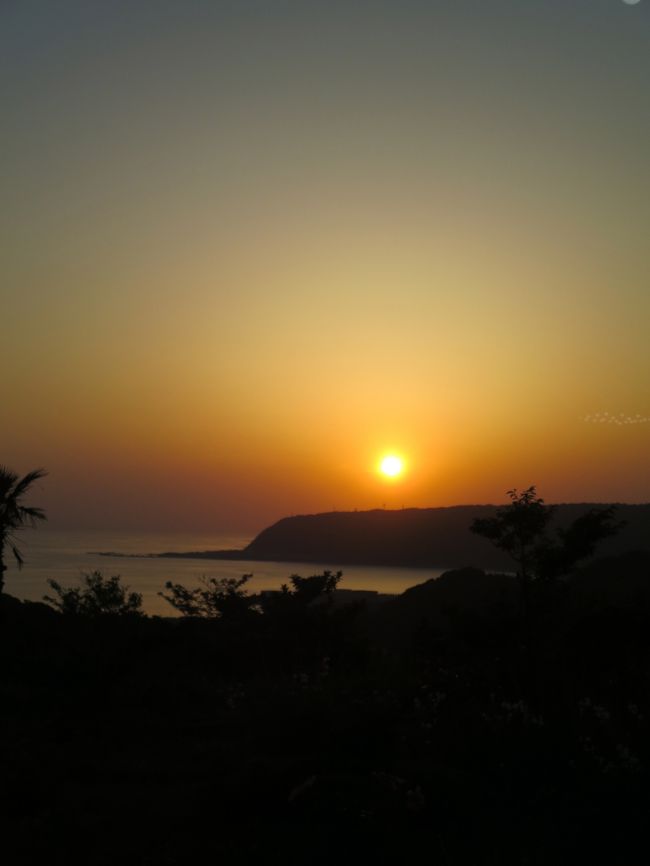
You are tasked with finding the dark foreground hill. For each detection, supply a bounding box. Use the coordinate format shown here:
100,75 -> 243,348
155,503 -> 650,570
2,551 -> 650,864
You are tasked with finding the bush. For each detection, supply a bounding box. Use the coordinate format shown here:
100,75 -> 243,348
282,570 -> 342,604
44,570 -> 144,617
159,573 -> 256,619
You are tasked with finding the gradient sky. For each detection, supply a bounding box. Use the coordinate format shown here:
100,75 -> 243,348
2,0 -> 649,532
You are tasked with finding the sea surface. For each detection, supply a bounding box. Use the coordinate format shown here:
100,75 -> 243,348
5,529 -> 444,616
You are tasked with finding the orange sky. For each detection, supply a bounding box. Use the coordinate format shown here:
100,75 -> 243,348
2,1 -> 649,531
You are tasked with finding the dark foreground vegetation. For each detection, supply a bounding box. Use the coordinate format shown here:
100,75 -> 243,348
2,482 -> 650,864
2,563 -> 650,862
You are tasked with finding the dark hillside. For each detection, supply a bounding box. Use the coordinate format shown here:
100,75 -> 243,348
241,504 -> 650,569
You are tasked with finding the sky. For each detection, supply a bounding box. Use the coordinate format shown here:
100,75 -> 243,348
1,0 -> 649,532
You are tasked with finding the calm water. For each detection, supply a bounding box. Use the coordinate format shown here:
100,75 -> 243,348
6,529 -> 443,616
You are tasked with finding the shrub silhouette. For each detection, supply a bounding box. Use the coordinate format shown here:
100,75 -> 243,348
160,570 -> 343,619
282,570 -> 342,604
159,573 -> 256,618
44,570 -> 143,616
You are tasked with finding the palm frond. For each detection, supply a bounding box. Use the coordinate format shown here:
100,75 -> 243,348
18,505 -> 47,525
0,466 -> 19,497
11,544 -> 24,569
0,466 -> 47,578
12,468 -> 47,500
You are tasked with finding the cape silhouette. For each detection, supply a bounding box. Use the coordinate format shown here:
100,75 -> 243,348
99,504 -> 650,570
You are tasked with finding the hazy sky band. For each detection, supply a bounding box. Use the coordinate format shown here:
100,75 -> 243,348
2,0 -> 648,529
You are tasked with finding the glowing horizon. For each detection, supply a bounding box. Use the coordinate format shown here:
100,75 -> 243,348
2,0 -> 649,531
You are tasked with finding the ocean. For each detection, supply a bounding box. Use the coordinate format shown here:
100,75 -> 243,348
5,529 -> 443,616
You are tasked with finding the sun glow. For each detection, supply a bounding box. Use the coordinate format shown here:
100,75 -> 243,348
379,454 -> 404,478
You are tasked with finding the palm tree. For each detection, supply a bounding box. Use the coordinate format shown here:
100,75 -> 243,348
0,466 -> 47,597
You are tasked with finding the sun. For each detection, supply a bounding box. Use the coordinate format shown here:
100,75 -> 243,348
379,454 -> 404,478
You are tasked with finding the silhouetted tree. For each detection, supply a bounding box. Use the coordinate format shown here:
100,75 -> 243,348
471,487 -> 622,698
44,570 -> 143,616
535,505 -> 623,580
470,487 -> 554,699
471,487 -> 622,585
471,487 -> 554,585
159,573 -> 256,618
0,466 -> 47,597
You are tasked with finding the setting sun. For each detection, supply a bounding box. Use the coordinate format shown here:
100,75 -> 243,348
379,455 -> 404,478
